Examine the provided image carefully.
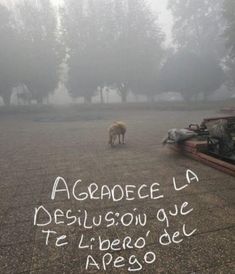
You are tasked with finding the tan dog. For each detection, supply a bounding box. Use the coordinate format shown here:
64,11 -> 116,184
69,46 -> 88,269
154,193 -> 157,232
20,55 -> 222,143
108,121 -> 126,146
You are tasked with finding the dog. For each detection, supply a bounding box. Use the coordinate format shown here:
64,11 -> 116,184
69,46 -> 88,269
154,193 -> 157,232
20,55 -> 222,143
108,121 -> 126,146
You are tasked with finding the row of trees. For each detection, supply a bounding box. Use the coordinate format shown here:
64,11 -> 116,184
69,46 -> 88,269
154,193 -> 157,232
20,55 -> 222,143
0,0 -> 235,105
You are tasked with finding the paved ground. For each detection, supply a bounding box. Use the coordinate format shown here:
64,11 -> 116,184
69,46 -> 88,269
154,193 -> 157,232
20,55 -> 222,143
0,105 -> 234,273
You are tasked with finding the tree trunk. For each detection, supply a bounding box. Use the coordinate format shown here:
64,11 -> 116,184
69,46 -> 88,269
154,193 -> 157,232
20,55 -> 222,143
117,84 -> 128,103
45,96 -> 49,104
147,94 -> 155,102
203,92 -> 209,101
182,91 -> 192,102
2,91 -> 11,106
106,88 -> 110,103
36,97 -> 43,104
119,86 -> 128,103
84,95 -> 92,104
121,92 -> 127,103
99,87 -> 104,103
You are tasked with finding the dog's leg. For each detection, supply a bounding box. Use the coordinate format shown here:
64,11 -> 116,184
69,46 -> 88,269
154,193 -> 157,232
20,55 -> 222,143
113,135 -> 117,145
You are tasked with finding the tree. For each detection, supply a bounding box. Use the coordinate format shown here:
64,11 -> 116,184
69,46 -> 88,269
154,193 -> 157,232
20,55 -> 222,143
111,0 -> 164,102
61,0 -> 164,103
61,0 -> 116,103
168,0 -> 225,58
166,0 -> 226,100
223,0 -> 235,88
223,0 -> 235,58
0,4 -> 19,105
160,50 -> 225,101
17,0 -> 60,103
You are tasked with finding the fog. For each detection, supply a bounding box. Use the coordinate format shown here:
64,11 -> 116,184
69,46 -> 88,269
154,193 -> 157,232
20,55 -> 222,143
1,3 -> 235,272
0,0 -> 235,106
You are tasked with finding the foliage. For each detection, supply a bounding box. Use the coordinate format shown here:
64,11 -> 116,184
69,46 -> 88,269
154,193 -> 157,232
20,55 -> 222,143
168,0 -> 225,58
223,0 -> 235,88
17,0 -> 60,103
160,50 -> 225,101
61,0 -> 164,102
223,0 -> 235,58
166,0 -> 226,100
0,4 -> 20,105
